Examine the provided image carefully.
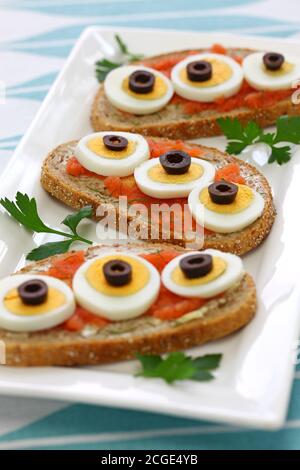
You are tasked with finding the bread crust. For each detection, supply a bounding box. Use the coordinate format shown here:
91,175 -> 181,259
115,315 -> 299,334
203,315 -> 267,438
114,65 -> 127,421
1,243 -> 256,367
92,87 -> 300,140
91,48 -> 300,139
41,139 -> 276,255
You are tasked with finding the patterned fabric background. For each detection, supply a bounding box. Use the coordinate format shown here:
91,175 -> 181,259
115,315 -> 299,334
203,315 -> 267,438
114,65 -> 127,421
1,0 -> 300,450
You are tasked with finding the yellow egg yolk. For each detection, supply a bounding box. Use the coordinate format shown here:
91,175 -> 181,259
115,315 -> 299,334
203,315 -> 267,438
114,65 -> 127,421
171,256 -> 227,287
86,255 -> 150,297
180,58 -> 233,88
122,75 -> 168,100
87,138 -> 136,159
148,163 -> 203,184
263,61 -> 294,76
4,288 -> 66,316
200,184 -> 254,214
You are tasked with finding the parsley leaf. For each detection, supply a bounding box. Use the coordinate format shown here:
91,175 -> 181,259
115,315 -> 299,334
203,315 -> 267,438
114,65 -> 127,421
192,370 -> 214,381
268,145 -> 292,165
95,59 -> 120,82
95,34 -> 144,82
192,353 -> 222,370
217,117 -> 245,140
26,240 -> 74,261
218,118 -> 262,155
0,193 -> 50,233
137,353 -> 162,371
0,193 -> 93,260
243,121 -> 262,144
136,352 -> 222,384
62,206 -> 93,235
259,132 -> 275,146
274,115 -> 300,144
217,116 -> 300,165
115,34 -> 128,54
226,141 -> 248,155
115,34 -> 143,62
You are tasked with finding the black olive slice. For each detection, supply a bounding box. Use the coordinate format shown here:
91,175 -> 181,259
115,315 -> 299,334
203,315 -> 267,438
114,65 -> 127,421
159,150 -> 191,175
103,259 -> 132,287
263,52 -> 284,71
18,279 -> 48,306
208,181 -> 238,205
103,134 -> 128,151
187,60 -> 212,82
129,70 -> 155,94
179,254 -> 213,279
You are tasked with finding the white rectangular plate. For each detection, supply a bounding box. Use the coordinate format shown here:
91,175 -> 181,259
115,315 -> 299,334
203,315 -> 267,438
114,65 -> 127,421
0,26 -> 300,430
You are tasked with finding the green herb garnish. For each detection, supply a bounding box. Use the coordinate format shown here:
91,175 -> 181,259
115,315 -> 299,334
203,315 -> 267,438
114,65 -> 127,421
114,34 -> 143,62
95,58 -> 120,83
217,115 -> 300,165
95,34 -> 144,82
136,352 -> 222,384
0,192 -> 93,261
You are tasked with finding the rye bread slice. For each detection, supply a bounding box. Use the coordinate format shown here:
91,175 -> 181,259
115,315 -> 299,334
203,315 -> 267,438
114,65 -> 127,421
41,138 -> 276,255
2,242 -> 256,367
91,47 -> 300,139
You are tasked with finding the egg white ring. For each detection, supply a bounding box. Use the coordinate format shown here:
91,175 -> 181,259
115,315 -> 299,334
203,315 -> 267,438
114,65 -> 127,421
188,183 -> 265,233
75,131 -> 150,177
171,53 -> 244,102
104,65 -> 174,115
134,157 -> 215,199
243,52 -> 300,91
0,274 -> 75,332
162,249 -> 244,298
72,252 -> 160,321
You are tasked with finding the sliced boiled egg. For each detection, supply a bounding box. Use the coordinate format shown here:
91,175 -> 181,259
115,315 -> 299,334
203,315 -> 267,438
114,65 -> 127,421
0,275 -> 75,332
134,155 -> 215,199
104,65 -> 174,114
75,131 -> 150,177
73,252 -> 160,321
162,249 -> 244,298
188,181 -> 264,233
243,51 -> 300,91
171,53 -> 243,102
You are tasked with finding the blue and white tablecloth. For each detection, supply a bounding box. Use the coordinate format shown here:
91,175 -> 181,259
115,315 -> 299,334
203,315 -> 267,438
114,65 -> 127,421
1,0 -> 300,450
